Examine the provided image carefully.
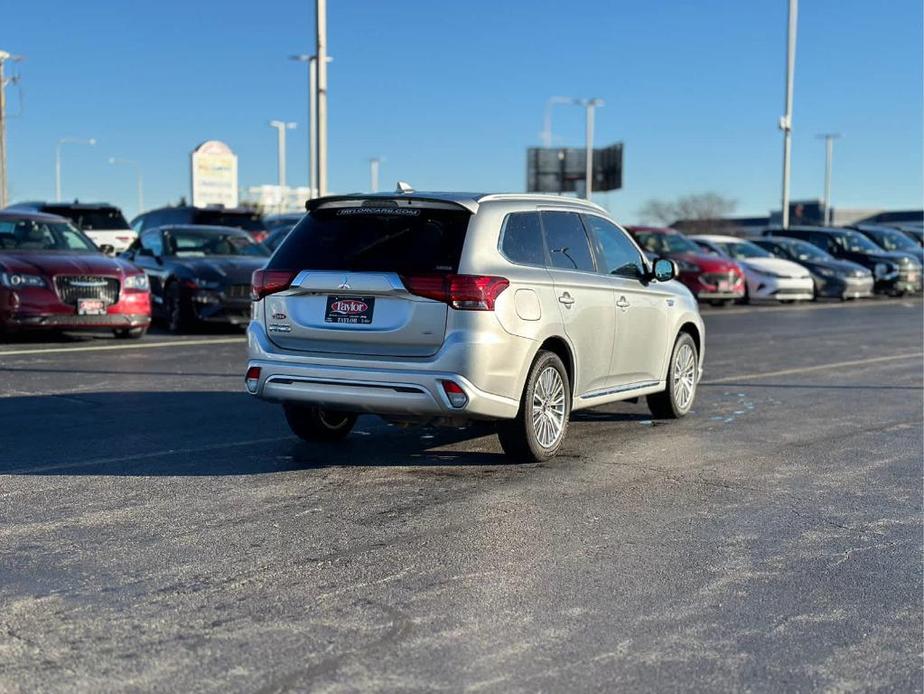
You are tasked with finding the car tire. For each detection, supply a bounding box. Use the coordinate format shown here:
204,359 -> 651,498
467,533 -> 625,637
165,281 -> 192,334
497,350 -> 571,462
283,403 -> 357,442
648,332 -> 698,419
114,326 -> 147,339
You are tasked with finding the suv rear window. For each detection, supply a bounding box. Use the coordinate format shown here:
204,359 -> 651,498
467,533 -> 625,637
192,210 -> 266,232
269,205 -> 471,274
44,206 -> 129,231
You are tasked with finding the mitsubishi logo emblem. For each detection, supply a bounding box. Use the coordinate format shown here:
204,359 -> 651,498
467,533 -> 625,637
338,276 -> 351,290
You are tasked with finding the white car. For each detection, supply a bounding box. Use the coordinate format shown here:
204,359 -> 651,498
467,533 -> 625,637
5,202 -> 137,253
690,234 -> 814,302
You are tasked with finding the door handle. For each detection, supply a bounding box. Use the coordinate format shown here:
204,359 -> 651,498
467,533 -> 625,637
558,292 -> 575,307
616,295 -> 630,309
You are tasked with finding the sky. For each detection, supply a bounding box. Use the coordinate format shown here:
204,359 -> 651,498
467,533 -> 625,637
3,0 -> 922,222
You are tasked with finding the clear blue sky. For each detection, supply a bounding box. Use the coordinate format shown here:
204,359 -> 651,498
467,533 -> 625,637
4,0 -> 922,221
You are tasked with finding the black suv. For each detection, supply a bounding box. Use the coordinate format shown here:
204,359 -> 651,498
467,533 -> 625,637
131,206 -> 268,242
763,226 -> 922,295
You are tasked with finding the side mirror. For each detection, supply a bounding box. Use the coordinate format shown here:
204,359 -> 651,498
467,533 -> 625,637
652,258 -> 677,282
99,244 -> 116,256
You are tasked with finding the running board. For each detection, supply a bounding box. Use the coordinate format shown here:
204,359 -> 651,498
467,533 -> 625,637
573,380 -> 663,411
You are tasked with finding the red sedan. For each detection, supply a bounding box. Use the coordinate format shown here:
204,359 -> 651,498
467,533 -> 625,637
627,226 -> 746,305
0,210 -> 151,338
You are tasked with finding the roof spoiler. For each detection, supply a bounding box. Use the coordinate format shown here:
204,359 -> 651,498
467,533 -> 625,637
306,194 -> 477,214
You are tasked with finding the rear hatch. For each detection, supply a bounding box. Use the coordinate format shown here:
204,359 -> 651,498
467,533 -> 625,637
259,198 -> 473,357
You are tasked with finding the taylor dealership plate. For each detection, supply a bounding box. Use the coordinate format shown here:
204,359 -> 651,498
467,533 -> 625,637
324,295 -> 375,325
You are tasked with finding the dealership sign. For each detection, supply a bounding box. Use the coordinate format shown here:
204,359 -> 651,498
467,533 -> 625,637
191,140 -> 239,208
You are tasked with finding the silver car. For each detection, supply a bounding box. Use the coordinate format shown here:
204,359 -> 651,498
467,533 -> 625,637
245,191 -> 705,461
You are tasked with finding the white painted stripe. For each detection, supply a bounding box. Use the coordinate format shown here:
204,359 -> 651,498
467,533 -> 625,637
703,298 -> 919,317
0,336 -> 246,358
3,435 -> 294,475
705,352 -> 923,384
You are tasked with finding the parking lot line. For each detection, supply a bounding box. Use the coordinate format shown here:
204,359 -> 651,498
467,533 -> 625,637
705,351 -> 923,384
2,435 -> 294,476
0,336 -> 246,358
702,298 -> 919,317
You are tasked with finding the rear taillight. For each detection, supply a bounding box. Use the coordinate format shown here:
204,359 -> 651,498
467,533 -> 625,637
245,366 -> 261,393
401,274 -> 509,311
251,270 -> 297,300
251,230 -> 269,243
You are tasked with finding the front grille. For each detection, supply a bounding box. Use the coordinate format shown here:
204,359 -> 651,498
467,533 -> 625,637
225,284 -> 251,300
700,271 -> 738,286
54,275 -> 120,306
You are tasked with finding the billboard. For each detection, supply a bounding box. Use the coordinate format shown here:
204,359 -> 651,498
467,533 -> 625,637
527,143 -> 623,194
191,140 -> 239,208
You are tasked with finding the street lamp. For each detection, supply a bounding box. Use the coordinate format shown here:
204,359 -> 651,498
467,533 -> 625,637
56,137 -> 95,202
545,97 -> 604,199
289,53 -> 333,199
268,120 -> 297,190
369,156 -> 383,193
108,157 -> 143,216
816,133 -> 841,226
779,0 -> 798,228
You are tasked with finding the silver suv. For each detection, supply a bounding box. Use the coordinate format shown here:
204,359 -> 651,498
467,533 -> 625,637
246,191 -> 704,461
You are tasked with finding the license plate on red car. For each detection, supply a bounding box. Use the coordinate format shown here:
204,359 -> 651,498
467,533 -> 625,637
717,280 -> 730,291
77,299 -> 107,315
324,295 -> 375,324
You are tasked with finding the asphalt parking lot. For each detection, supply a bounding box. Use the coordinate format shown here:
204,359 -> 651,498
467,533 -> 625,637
1,298 -> 921,692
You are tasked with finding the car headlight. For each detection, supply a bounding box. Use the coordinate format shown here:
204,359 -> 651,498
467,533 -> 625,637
123,274 -> 149,290
0,272 -> 46,288
751,267 -> 786,279
817,267 -> 837,278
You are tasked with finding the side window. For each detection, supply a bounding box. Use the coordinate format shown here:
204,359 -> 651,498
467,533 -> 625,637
583,215 -> 646,280
141,231 -> 164,256
540,211 -> 596,272
811,233 -> 837,253
501,212 -> 546,266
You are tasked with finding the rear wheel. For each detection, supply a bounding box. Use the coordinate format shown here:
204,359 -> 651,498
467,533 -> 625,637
283,403 -> 357,442
497,350 -> 570,462
648,333 -> 698,419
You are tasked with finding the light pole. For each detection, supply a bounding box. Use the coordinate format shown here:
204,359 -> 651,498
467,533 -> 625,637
269,120 -> 296,189
315,0 -> 329,198
816,133 -> 841,226
289,54 -> 332,199
581,98 -> 604,199
55,137 -> 96,202
108,157 -> 143,216
541,96 -> 574,148
369,157 -> 382,193
779,0 -> 798,228
543,97 -> 604,199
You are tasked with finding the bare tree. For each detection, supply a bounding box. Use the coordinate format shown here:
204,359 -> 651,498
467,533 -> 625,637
638,193 -> 737,233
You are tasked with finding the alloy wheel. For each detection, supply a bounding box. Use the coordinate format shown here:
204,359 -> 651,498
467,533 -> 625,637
672,343 -> 697,410
531,366 -> 566,448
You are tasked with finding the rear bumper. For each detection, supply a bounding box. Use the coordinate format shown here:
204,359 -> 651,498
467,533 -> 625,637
246,320 -> 523,420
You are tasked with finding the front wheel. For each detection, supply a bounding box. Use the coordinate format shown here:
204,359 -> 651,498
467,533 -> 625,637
648,333 -> 698,419
497,350 -> 571,462
283,403 -> 357,442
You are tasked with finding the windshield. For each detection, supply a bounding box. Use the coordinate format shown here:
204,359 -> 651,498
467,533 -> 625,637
633,231 -> 699,255
782,239 -> 832,261
194,210 -> 266,232
167,231 -> 270,257
715,240 -> 772,260
269,205 -> 470,273
0,219 -> 98,251
835,231 -> 883,254
864,228 -> 918,252
45,206 -> 129,230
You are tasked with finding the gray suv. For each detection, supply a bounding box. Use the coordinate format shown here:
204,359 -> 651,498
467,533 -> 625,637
246,191 -> 704,461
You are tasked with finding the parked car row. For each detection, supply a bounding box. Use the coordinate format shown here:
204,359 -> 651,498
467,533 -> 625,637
0,198 -> 920,341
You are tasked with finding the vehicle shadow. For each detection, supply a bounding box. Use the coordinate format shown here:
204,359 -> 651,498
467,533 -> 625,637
0,390 -> 512,476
